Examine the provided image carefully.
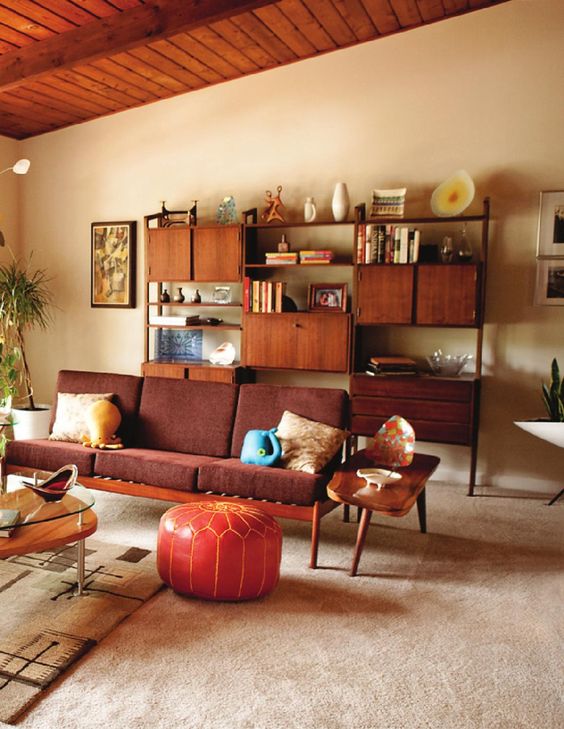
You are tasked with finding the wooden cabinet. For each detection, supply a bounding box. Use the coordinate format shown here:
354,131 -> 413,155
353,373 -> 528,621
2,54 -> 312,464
357,265 -> 414,324
146,227 -> 191,282
192,226 -> 241,282
243,313 -> 350,372
142,361 -> 249,383
416,264 -> 481,326
350,374 -> 478,446
146,224 -> 241,283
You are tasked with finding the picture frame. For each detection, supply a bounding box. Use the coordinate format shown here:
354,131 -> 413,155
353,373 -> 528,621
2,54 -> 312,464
91,221 -> 136,308
534,259 -> 564,306
308,283 -> 347,312
536,190 -> 564,257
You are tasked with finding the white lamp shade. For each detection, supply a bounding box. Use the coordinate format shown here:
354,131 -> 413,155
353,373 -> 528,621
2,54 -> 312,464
12,159 -> 30,175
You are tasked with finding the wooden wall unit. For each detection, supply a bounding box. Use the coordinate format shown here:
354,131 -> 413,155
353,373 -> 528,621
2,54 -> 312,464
142,199 -> 490,493
143,214 -> 247,384
351,198 -> 490,494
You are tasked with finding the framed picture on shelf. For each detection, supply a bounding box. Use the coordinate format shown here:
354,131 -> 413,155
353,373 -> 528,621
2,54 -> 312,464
534,259 -> 564,306
308,283 -> 347,312
91,221 -> 136,308
537,190 -> 564,256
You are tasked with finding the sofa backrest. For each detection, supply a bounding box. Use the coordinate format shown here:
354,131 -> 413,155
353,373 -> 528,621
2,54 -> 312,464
135,377 -> 239,457
51,370 -> 144,444
230,383 -> 349,457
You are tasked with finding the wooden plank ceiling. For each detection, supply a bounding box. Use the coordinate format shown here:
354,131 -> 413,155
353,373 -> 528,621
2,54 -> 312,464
0,0 -> 509,139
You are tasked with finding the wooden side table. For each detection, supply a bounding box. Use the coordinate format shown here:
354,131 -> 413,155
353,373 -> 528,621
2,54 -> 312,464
327,450 -> 440,576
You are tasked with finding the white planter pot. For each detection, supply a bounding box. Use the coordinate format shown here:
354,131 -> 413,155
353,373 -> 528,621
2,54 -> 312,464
11,405 -> 52,441
514,420 -> 564,449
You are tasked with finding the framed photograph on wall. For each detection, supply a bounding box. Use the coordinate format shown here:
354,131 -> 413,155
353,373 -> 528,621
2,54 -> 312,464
534,259 -> 564,306
308,283 -> 347,312
91,221 -> 136,308
537,190 -> 564,257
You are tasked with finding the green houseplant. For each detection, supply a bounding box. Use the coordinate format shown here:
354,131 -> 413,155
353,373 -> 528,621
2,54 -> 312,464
0,253 -> 53,438
515,357 -> 564,450
541,358 -> 564,422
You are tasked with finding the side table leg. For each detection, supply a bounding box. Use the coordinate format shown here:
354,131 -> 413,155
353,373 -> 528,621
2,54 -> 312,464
416,487 -> 427,534
351,508 -> 372,577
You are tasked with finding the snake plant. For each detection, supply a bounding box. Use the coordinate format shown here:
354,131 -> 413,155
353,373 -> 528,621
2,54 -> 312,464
542,358 -> 564,422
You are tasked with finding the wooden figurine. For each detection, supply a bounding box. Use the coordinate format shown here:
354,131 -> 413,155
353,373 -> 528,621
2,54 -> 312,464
261,185 -> 286,224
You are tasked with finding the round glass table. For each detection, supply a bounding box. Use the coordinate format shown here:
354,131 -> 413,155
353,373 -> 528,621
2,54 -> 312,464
0,471 -> 97,595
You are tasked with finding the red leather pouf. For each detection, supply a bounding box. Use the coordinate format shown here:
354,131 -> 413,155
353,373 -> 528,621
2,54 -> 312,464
157,502 -> 282,601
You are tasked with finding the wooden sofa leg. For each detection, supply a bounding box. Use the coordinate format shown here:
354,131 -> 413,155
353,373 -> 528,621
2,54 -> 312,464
310,502 -> 321,569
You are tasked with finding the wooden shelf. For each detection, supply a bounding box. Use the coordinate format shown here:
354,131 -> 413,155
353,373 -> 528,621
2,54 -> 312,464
245,261 -> 353,268
245,220 -> 354,229
148,324 -> 241,330
145,359 -> 242,369
147,302 -> 242,307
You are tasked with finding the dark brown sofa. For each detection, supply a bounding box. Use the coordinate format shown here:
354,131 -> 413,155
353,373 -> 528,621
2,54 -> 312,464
7,370 -> 349,567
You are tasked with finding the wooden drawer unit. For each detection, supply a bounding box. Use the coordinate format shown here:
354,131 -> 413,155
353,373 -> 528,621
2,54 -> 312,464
350,374 -> 477,446
243,313 -> 351,372
142,362 -> 249,383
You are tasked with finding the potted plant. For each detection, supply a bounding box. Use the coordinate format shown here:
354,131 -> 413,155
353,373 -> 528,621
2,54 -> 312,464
515,358 -> 564,448
0,253 -> 54,440
0,339 -> 19,491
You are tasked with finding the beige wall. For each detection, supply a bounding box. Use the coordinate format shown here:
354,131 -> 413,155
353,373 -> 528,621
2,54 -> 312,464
0,136 -> 21,262
5,0 -> 564,492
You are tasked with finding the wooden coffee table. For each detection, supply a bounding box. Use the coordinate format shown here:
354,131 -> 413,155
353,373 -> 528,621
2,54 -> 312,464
327,450 -> 440,576
0,473 -> 97,595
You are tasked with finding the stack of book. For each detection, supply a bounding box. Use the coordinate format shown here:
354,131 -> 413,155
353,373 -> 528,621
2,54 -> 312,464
265,252 -> 298,265
356,224 -> 420,264
244,277 -> 287,312
0,509 -> 20,538
366,356 -> 418,376
299,250 -> 334,264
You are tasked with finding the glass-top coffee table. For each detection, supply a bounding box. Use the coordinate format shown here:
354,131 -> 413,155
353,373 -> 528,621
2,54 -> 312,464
0,471 -> 97,595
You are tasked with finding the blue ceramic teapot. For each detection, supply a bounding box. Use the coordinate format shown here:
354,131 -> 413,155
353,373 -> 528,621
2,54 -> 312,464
241,428 -> 282,467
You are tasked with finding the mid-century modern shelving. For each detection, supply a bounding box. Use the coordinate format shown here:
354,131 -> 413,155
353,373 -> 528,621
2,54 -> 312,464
142,199 -> 490,493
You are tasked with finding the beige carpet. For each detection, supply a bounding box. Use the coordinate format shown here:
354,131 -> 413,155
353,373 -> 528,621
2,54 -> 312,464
0,539 -> 162,724
3,482 -> 562,729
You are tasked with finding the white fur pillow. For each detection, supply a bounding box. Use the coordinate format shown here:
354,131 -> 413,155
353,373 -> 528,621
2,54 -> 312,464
49,392 -> 114,443
276,410 -> 348,474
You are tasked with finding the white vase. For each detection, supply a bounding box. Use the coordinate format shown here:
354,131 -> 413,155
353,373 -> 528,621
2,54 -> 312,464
304,197 -> 317,223
331,183 -> 349,222
514,420 -> 564,449
12,405 -> 52,440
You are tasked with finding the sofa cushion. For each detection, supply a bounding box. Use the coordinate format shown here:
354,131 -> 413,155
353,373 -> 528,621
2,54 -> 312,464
94,448 -> 218,492
49,392 -> 114,443
6,439 -> 96,476
197,458 -> 330,506
230,384 -> 349,458
276,410 -> 349,474
51,370 -> 143,445
135,377 -> 239,457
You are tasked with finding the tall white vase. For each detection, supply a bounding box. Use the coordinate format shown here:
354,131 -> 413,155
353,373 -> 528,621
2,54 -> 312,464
331,183 -> 349,222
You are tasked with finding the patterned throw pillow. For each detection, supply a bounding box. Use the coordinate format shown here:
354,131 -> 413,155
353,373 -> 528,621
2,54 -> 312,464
49,392 -> 114,443
276,410 -> 349,474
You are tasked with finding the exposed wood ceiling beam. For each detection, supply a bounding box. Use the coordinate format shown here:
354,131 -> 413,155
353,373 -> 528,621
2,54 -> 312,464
0,0 -> 278,93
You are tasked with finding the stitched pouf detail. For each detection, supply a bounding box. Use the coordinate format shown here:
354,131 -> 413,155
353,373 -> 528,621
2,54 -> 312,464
157,502 -> 282,601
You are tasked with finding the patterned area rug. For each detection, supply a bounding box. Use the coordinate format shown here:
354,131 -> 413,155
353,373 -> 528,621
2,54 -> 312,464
0,540 -> 163,724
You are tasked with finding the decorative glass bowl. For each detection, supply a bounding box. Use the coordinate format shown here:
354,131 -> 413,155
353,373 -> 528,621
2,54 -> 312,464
426,352 -> 472,377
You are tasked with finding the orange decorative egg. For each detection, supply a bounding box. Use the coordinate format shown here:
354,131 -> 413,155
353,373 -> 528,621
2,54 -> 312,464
367,415 -> 415,468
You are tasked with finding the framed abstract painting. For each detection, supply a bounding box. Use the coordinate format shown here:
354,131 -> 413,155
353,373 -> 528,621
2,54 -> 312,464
91,221 -> 136,308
